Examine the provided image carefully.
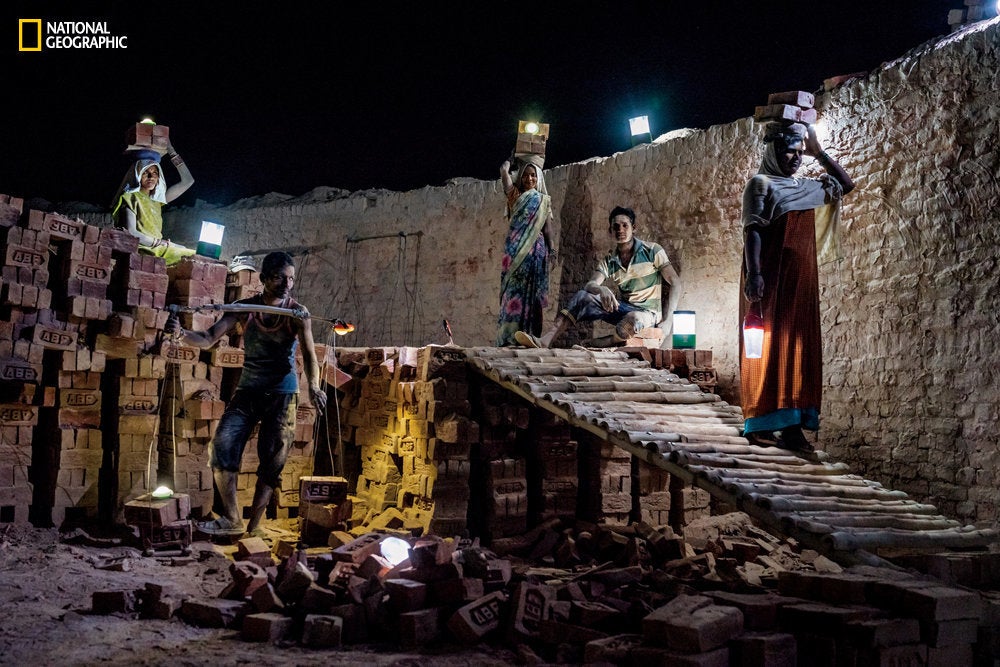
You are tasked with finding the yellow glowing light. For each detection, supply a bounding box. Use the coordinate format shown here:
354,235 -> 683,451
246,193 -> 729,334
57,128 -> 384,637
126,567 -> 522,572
334,322 -> 355,336
524,122 -> 540,135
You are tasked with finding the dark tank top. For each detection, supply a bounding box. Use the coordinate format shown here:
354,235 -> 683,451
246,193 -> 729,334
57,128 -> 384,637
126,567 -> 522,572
236,296 -> 299,393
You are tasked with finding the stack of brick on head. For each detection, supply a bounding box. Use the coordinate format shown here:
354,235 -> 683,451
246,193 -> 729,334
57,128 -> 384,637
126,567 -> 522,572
739,91 -> 855,453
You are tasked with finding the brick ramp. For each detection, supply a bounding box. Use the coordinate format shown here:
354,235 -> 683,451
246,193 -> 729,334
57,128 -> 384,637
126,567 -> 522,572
466,346 -> 999,566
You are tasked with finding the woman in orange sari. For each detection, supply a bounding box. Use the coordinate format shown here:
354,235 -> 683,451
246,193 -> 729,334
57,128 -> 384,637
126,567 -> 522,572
496,157 -> 556,346
740,122 -> 854,451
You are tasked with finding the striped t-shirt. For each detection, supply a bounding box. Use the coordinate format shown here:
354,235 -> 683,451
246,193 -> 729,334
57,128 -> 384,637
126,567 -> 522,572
597,238 -> 670,320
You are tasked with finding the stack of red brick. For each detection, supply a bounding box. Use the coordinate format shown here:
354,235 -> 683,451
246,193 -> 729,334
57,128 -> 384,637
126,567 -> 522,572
334,346 -> 476,540
629,347 -> 718,394
0,194 -> 161,525
754,90 -> 818,125
154,256 -> 228,514
0,196 -> 320,527
474,381 -> 532,540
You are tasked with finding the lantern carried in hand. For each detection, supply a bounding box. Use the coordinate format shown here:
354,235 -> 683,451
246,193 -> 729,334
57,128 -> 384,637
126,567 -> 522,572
743,307 -> 764,359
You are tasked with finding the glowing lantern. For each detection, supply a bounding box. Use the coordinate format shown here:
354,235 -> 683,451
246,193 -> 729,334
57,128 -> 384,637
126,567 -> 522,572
380,536 -> 411,566
743,308 -> 764,359
672,310 -> 696,349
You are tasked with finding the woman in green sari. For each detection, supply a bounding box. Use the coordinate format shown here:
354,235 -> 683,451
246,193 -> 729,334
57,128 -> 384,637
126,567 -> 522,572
112,144 -> 196,266
496,157 -> 557,346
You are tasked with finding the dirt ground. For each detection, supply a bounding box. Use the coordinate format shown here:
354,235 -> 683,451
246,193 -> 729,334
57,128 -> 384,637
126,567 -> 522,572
0,523 -> 519,667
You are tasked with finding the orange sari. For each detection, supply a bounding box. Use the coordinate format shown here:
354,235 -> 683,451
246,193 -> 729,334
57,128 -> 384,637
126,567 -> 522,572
740,208 -> 822,427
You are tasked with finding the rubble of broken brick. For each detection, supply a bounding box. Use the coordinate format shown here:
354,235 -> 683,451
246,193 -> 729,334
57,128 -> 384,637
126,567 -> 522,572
88,512 -> 1000,665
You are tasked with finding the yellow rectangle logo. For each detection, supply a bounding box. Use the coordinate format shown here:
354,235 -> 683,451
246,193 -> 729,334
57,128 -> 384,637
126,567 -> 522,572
19,19 -> 42,51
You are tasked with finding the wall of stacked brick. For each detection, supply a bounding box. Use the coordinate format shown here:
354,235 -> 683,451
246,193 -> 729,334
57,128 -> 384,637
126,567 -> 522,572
85,21 -> 992,527
0,202 -> 323,526
325,345 -> 714,543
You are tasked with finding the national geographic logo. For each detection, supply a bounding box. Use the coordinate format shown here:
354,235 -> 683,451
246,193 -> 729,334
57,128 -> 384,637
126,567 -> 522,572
18,18 -> 128,51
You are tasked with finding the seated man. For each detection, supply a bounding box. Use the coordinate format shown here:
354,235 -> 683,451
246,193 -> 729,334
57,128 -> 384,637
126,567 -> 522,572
515,206 -> 682,349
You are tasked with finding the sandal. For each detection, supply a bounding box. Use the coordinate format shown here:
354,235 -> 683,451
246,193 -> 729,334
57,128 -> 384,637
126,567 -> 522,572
196,516 -> 245,537
514,331 -> 544,348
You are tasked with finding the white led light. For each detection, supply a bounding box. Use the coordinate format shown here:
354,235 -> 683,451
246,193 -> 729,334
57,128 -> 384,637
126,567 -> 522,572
380,536 -> 411,565
199,221 -> 225,245
672,310 -> 696,349
629,115 -> 650,136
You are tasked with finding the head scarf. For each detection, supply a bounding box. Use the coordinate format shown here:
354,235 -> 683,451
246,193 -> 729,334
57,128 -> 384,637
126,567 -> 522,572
742,122 -> 842,228
515,156 -> 548,196
111,157 -> 167,208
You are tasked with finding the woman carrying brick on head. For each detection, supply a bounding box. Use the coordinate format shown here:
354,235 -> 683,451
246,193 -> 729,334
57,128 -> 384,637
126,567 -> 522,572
740,122 -> 854,452
111,142 -> 196,266
496,155 -> 557,346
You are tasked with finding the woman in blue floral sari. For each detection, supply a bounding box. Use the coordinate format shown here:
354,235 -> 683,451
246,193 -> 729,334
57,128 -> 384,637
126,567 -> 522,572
497,157 -> 557,346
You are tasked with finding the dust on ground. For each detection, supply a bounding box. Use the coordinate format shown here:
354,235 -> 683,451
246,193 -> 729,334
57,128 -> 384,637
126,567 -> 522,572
0,523 -> 517,666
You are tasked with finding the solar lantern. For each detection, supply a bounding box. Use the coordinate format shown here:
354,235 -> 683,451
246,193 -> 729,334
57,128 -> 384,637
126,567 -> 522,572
196,220 -> 225,260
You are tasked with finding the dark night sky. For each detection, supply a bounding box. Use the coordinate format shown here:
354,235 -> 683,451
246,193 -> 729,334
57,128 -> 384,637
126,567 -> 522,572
4,1 -> 972,208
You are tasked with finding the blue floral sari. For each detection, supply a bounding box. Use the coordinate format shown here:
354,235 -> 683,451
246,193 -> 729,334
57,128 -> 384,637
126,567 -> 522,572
496,188 -> 551,346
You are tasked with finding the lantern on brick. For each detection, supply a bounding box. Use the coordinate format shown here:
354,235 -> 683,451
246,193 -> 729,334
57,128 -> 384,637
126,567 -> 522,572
196,220 -> 224,260
672,310 -> 696,349
380,536 -> 411,565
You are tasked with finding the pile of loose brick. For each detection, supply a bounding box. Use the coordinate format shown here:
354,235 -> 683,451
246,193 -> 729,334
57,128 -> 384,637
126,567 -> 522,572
90,515 -> 999,664
0,195 -> 320,527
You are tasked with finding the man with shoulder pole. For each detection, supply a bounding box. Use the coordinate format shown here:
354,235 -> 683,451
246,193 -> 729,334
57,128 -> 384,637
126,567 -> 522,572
166,251 -> 327,537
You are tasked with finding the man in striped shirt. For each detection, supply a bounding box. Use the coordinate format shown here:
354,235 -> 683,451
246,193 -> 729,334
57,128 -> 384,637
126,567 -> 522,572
515,206 -> 682,349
